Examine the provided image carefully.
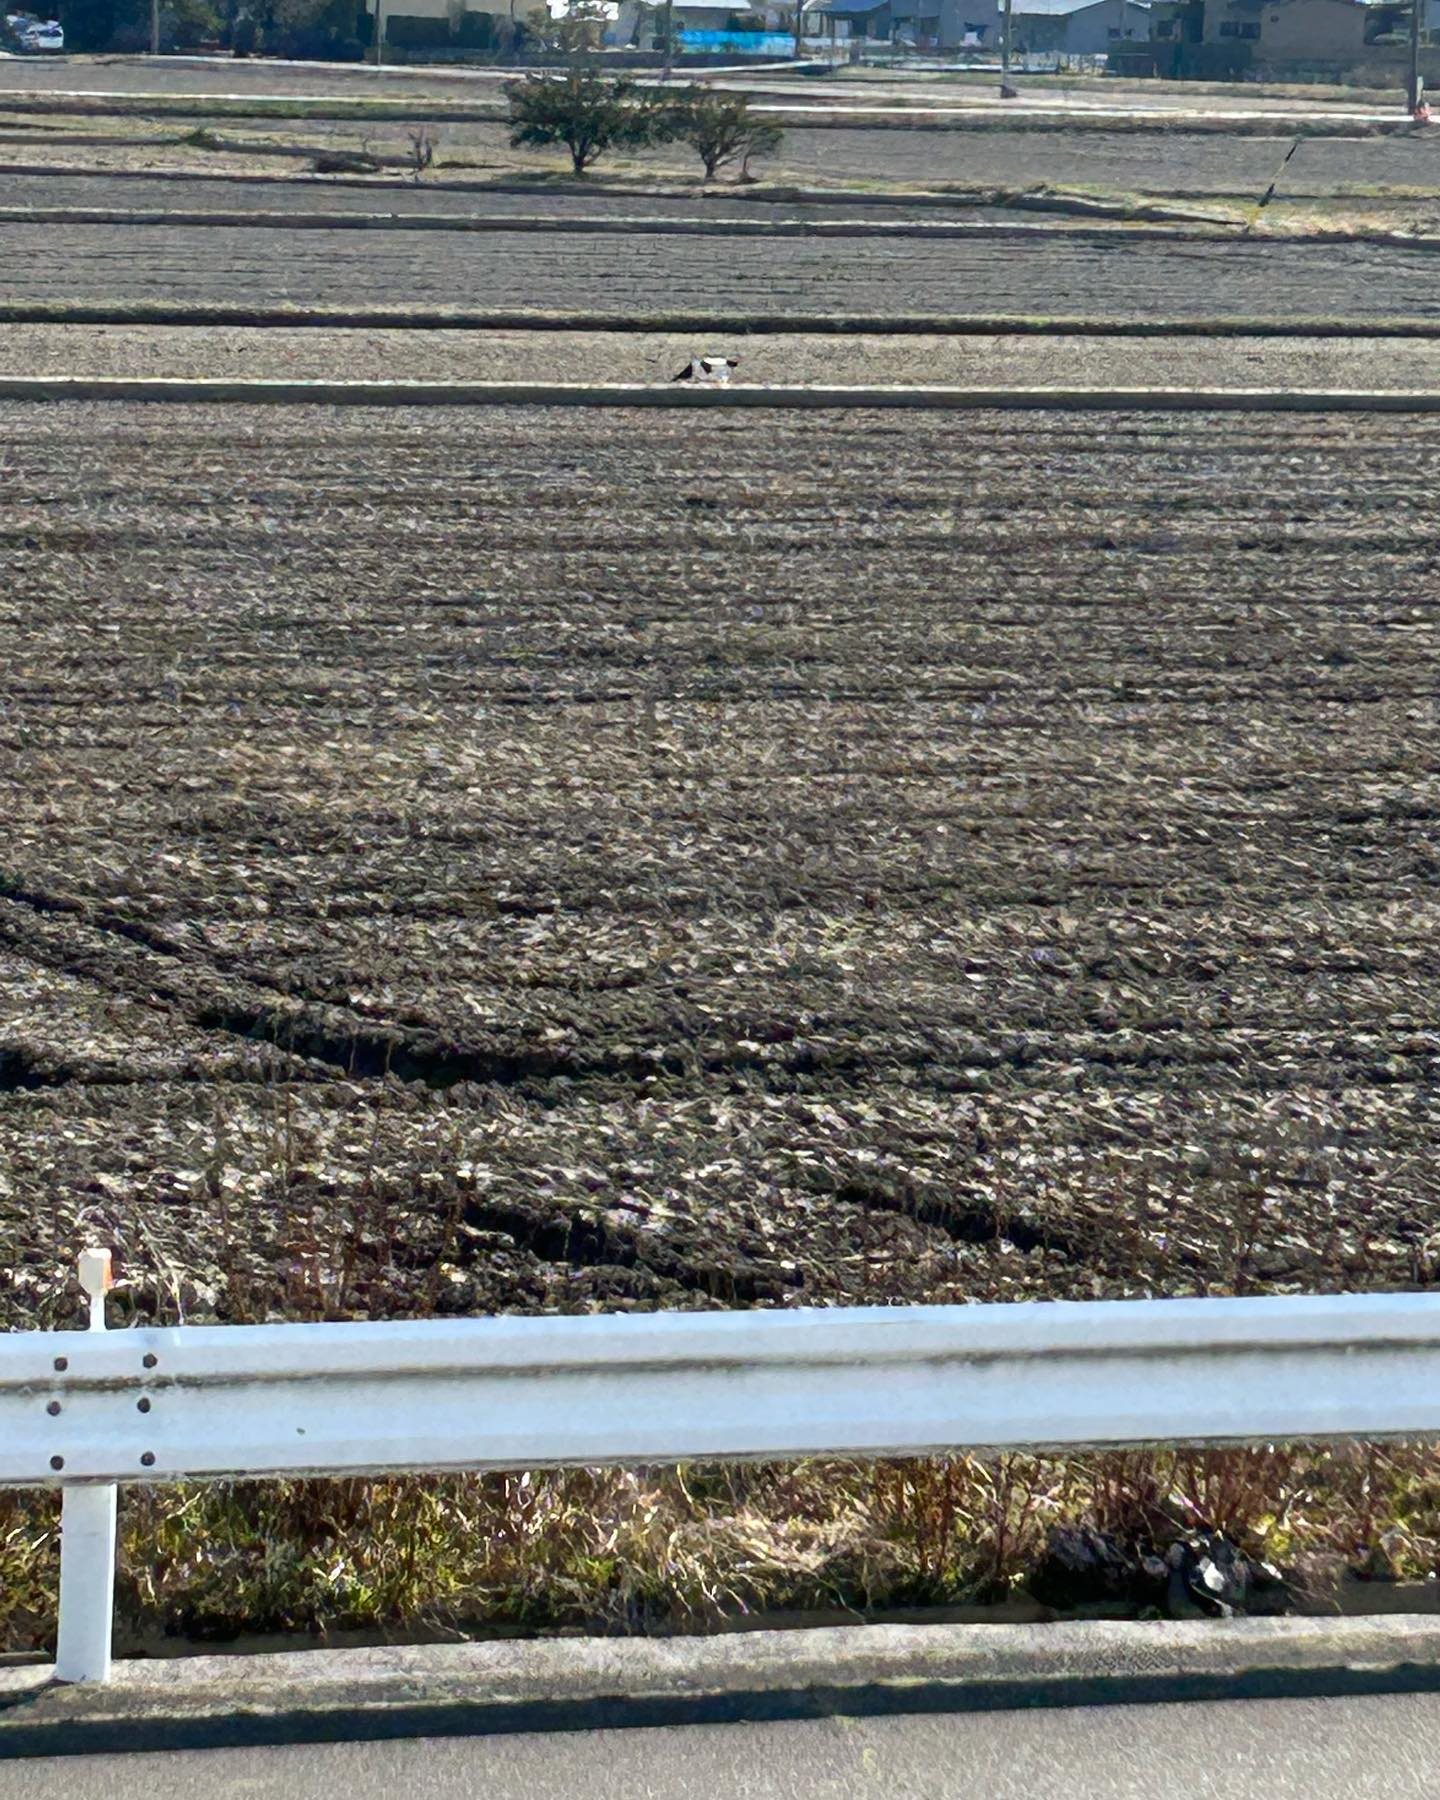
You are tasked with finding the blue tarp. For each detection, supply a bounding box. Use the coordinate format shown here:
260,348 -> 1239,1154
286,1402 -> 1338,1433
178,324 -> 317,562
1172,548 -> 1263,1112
678,27 -> 806,48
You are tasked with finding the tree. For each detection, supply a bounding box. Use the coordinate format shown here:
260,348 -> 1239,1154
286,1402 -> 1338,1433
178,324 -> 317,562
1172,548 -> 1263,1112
263,0 -> 355,52
60,0 -> 219,49
787,0 -> 810,56
524,0 -> 608,53
668,88 -> 782,181
197,0 -> 360,54
629,0 -> 678,54
506,70 -> 671,176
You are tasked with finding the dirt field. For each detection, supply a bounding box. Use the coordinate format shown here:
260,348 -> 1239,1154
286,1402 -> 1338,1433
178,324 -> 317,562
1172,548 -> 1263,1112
7,114 -> 1272,190
6,161 -> 1440,238
4,59 -> 518,100
0,56 -> 1414,121
7,115 -> 1440,199
4,401 -> 1439,1340
4,62 -> 1440,1647
7,218 -> 1440,318
4,322 -> 1440,385
0,170 -> 1044,222
0,55 -> 1392,106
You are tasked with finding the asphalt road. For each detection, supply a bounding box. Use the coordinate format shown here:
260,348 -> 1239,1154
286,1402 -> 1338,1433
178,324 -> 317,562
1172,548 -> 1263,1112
4,1695 -> 1440,1797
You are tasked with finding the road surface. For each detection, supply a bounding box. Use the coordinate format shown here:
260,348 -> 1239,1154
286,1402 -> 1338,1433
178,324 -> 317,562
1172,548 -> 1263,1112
3,1694 -> 1440,1797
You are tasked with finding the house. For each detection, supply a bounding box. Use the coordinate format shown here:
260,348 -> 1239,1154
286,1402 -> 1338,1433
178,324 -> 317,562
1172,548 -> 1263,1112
818,0 -> 894,37
612,0 -> 748,31
1008,0 -> 1150,53
1152,0 -> 1419,75
826,0 -> 1146,43
668,0 -> 753,25
611,0 -> 775,40
1206,0 -> 1406,54
824,0 -> 989,43
821,0 -> 1151,42
364,0 -> 510,48
888,0 -> 944,40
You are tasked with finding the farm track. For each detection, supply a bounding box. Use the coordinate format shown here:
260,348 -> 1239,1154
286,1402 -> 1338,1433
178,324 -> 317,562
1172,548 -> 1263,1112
12,221 -> 1440,319
2,403 -> 1438,1329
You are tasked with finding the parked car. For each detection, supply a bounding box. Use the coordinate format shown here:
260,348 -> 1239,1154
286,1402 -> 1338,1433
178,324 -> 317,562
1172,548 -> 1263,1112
3,12 -> 64,50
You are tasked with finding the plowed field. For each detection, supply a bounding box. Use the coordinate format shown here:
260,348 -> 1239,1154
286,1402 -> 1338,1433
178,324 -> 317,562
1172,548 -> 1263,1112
3,402 -> 1439,1334
9,223 -> 1440,319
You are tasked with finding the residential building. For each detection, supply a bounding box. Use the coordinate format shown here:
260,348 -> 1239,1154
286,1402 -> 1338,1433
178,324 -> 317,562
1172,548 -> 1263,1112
1152,0 -> 1419,76
817,0 -> 894,31
1008,0 -> 1151,53
825,0 -> 1147,44
612,0 -> 759,34
1207,0 -> 1406,54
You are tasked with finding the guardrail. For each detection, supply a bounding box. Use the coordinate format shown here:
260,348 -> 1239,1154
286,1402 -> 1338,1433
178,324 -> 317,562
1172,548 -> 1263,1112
8,1251 -> 1440,1685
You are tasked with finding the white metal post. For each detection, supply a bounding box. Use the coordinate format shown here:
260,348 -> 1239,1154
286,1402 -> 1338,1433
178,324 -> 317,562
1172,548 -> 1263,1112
55,1486 -> 118,1683
54,1249 -> 117,1684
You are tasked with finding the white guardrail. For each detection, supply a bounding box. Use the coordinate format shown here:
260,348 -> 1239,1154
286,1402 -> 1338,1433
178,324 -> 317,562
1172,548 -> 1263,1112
8,1251 -> 1440,1684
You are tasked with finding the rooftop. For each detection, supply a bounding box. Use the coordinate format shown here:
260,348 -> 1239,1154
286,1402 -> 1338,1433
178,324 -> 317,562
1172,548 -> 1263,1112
1012,0 -> 1149,12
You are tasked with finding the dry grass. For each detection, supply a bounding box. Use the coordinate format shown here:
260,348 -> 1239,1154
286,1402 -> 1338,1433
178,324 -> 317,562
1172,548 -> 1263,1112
8,1444 -> 1440,1654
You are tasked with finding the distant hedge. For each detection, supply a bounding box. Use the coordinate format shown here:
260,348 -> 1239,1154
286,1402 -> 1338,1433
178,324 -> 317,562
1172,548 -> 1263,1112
383,11 -> 454,47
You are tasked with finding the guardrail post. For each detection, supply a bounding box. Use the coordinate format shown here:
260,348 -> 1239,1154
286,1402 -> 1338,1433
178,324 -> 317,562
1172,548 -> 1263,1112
55,1485 -> 118,1684
54,1249 -> 117,1685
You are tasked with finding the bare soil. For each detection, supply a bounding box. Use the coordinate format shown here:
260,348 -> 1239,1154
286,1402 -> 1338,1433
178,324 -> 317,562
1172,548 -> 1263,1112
0,58 -> 521,101
3,323 -> 1440,386
8,151 -> 1440,245
11,168 -> 1440,242
6,114 -> 1440,199
0,56 -> 1403,111
7,217 -> 1440,320
3,402 -> 1439,1338
0,170 -> 1060,223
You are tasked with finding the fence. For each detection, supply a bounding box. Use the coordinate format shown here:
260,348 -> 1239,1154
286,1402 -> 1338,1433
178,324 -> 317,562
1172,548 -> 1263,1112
7,1252 -> 1440,1684
851,46 -> 1107,71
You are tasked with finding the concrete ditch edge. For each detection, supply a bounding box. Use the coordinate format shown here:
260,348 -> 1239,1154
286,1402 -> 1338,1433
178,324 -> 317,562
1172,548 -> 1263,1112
3,1616 -> 1440,1759
4,378 -> 1440,412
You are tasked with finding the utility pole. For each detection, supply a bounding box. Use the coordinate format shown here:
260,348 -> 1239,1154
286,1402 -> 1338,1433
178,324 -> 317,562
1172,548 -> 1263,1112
793,0 -> 804,58
149,0 -> 159,54
661,0 -> 674,79
1409,0 -> 1423,113
1001,0 -> 1013,86
372,0 -> 386,65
